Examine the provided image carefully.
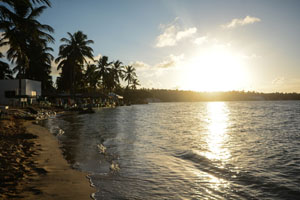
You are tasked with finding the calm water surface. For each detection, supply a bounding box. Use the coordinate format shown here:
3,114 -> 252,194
43,101 -> 300,199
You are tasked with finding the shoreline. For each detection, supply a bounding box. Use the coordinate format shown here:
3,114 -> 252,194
23,120 -> 96,199
0,115 -> 96,199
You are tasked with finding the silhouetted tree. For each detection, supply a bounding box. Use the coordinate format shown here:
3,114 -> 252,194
96,56 -> 112,91
55,31 -> 94,93
84,62 -> 99,92
109,60 -> 124,90
0,52 -> 13,79
0,0 -> 54,94
124,65 -> 137,88
131,78 -> 140,90
26,43 -> 54,92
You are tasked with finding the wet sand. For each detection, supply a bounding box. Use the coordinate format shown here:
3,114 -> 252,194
0,117 -> 96,199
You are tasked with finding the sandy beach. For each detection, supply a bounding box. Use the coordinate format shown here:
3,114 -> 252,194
0,116 -> 96,199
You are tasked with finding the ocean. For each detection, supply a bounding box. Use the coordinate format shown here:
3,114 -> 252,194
43,101 -> 300,199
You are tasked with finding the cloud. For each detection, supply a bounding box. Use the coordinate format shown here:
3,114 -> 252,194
130,61 -> 150,68
242,53 -> 261,60
272,77 -> 285,85
131,54 -> 184,71
156,25 -> 177,47
222,16 -> 261,29
0,45 -> 9,55
155,54 -> 184,68
86,53 -> 102,64
156,18 -> 197,47
93,53 -> 102,61
176,27 -> 197,40
194,36 -> 208,45
0,32 -> 10,54
50,60 -> 61,76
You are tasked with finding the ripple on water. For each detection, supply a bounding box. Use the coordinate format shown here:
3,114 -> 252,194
42,101 -> 300,200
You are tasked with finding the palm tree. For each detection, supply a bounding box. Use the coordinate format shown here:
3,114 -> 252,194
0,0 -> 54,95
96,56 -> 112,91
26,42 -> 54,92
131,78 -> 140,90
84,63 -> 99,92
55,31 -> 94,93
0,52 -> 13,79
0,0 -> 51,7
124,65 -> 137,88
111,60 -> 124,88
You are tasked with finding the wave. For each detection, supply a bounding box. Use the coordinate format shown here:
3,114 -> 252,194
174,149 -> 300,199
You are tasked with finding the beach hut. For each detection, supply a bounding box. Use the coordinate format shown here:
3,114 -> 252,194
108,92 -> 124,106
0,79 -> 41,105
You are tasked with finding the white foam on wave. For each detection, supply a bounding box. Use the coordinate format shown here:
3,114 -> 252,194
86,174 -> 98,200
57,128 -> 65,136
110,161 -> 120,173
97,144 -> 106,154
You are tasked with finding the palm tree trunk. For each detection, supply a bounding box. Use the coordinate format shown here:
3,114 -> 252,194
18,65 -> 22,106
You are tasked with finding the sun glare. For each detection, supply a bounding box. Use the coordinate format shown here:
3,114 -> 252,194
182,45 -> 249,92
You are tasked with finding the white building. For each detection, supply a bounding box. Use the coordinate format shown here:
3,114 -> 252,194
0,79 -> 41,105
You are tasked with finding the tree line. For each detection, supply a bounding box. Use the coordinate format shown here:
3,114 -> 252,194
140,89 -> 300,102
0,0 -> 139,96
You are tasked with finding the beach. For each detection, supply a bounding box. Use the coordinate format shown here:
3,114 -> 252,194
0,113 -> 95,199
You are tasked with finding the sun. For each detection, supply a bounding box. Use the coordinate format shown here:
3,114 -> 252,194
181,45 -> 249,92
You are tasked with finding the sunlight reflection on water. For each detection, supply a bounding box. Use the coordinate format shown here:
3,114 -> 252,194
195,102 -> 231,195
201,102 -> 231,162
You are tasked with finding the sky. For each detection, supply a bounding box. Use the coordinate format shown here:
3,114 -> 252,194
27,0 -> 300,92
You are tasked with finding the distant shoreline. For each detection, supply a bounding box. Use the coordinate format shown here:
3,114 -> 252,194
127,89 -> 300,103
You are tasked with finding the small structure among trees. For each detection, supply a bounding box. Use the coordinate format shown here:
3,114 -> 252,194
0,79 -> 41,105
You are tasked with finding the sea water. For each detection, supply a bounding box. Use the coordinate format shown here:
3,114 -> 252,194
43,101 -> 300,199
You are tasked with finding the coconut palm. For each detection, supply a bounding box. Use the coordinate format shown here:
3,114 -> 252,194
131,78 -> 140,90
96,56 -> 112,91
102,68 -> 115,92
0,52 -> 13,79
124,65 -> 137,88
0,0 -> 51,6
55,31 -> 94,93
111,60 -> 124,87
84,63 -> 99,92
0,2 -> 54,74
0,0 -> 54,94
26,43 -> 54,91
96,56 -> 112,80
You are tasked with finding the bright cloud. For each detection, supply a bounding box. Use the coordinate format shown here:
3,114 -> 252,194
0,32 -> 10,54
50,60 -> 61,76
222,16 -> 261,28
194,36 -> 208,45
131,54 -> 184,71
130,61 -> 150,69
93,53 -> 102,61
155,54 -> 184,68
85,53 -> 102,64
156,25 -> 177,47
242,53 -> 261,60
176,27 -> 197,40
272,77 -> 285,85
156,18 -> 197,47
